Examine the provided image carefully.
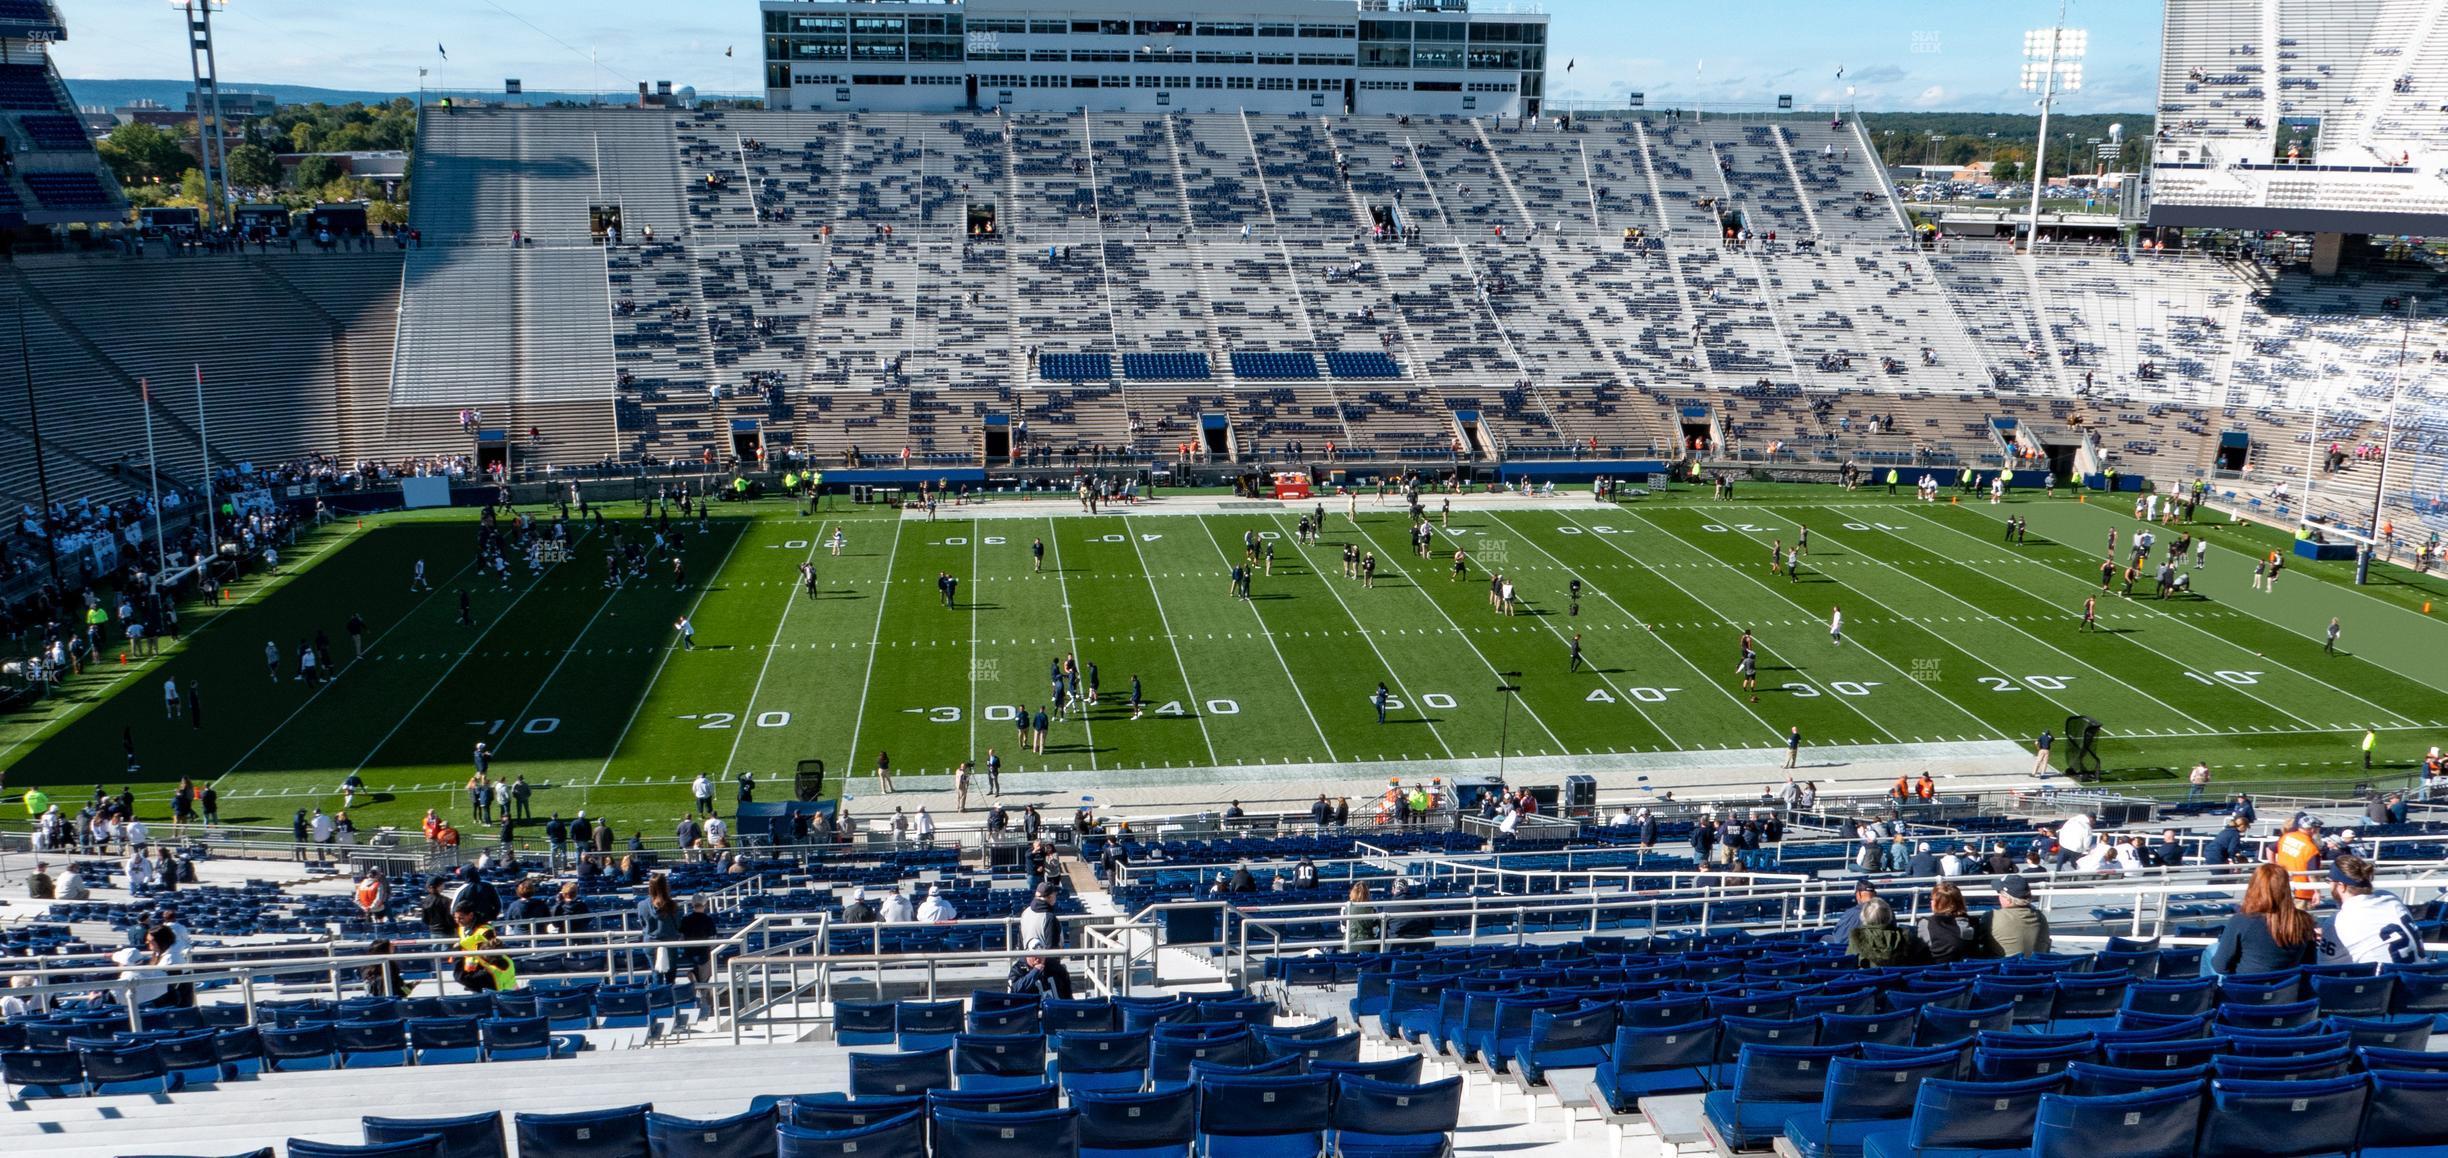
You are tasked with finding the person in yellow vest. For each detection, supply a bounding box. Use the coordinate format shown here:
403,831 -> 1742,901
453,906 -> 516,992
23,788 -> 49,816
2363,729 -> 2378,770
1885,468 -> 1899,496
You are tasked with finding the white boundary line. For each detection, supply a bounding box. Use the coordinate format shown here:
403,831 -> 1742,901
1044,517 -> 1099,771
1258,513 -> 1456,760
586,520 -> 753,786
719,524 -> 826,777
1119,515 -> 1221,766
1183,515 -> 1338,758
841,519 -> 909,792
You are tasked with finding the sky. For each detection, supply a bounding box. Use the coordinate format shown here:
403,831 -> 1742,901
52,0 -> 2161,113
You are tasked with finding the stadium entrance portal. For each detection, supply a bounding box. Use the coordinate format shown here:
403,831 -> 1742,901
1678,407 -> 1715,454
474,428 -> 510,477
1452,410 -> 1489,460
1199,412 -> 1234,460
967,202 -> 998,239
983,414 -> 1011,461
2215,431 -> 2249,473
590,204 -> 624,244
730,418 -> 765,467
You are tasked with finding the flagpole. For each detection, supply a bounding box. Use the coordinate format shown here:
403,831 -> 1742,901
18,300 -> 59,585
195,363 -> 217,570
140,378 -> 166,586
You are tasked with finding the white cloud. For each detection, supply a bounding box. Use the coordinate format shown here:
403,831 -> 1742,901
1914,85 -> 1948,107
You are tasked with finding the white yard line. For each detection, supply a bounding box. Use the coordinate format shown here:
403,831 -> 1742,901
967,526 -> 981,767
840,519 -> 910,793
211,553 -> 489,783
1120,515 -> 1221,766
1185,516 -> 1338,758
719,526 -> 826,778
1897,506 -> 2419,728
1261,514 -> 1454,760
587,521 -> 752,786
1044,518 -> 1101,771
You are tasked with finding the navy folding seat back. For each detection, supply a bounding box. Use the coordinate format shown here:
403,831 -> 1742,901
365,1113 -> 509,1158
972,991 -> 1041,1016
1782,1049 -> 1965,1158
2049,975 -> 2131,1033
970,1004 -> 1044,1038
1971,977 -> 2055,1026
1708,991 -> 1798,1021
516,1106 -> 652,1158
1044,999 -> 1119,1035
851,1047 -> 954,1097
1253,1020 -> 1339,1049
931,1106 -> 1079,1158
1380,982 -> 1444,1043
83,1043 -> 173,1096
2064,1061 -> 2209,1096
927,1084 -> 1063,1115
1796,991 -> 1879,1019
953,1033 -> 1050,1091
776,1111 -> 926,1158
213,1026 -> 265,1080
2102,1035 -> 2228,1071
1618,993 -> 1708,1028
1201,999 -> 1277,1028
2391,969 -> 2448,1029
2224,1029 -> 2350,1057
482,1017 -> 555,1062
1971,1039 -> 2095,1081
594,989 -> 654,1031
343,997 -> 403,1022
290,1139 -> 446,1158
1817,1010 -> 1914,1049
898,1000 -> 967,1051
535,989 -> 596,1032
1262,1031 -> 1359,1069
1327,1075 -> 1462,1158
2094,948 -> 2162,980
644,1107 -> 776,1158
783,1095 -> 923,1133
2094,1015 -> 2209,1045
2359,1045 -> 2448,1074
1311,1056 -> 1423,1085
1594,1020 -> 1718,1112
262,1023 -> 340,1072
2030,1082 -> 2203,1158
1857,1073 -> 2064,1158
835,1001 -> 900,1046
2306,972 -> 2392,1018
1914,1002 -> 2012,1047
2210,1046 -> 2353,1082
1433,989 -> 1502,1060
4,1047 -> 83,1098
1477,995 -> 1577,1072
2325,1014 -> 2431,1051
2196,1074 -> 2369,1158
491,993 -> 540,1020
1707,1016 -> 1821,1088
1193,1073 -> 1332,1158
409,1018 -> 484,1065
1120,1000 -> 1197,1034
337,1019 -> 411,1069
1150,1029 -> 1259,1090
1072,1087 -> 1195,1158
2218,974 -> 2304,1007
1189,1056 -> 1301,1085
2216,997 -> 2320,1031
199,1004 -> 255,1029
158,1033 -> 223,1088
2360,1068 -> 2448,1158
1513,1003 -> 1616,1085
1054,1030 -> 1152,1094
2123,978 -> 2217,1019
440,993 -> 494,1018
1351,973 -> 1398,1026
1699,1043 -> 1853,1153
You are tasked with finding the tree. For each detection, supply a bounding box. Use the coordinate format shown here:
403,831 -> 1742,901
1990,159 -> 2024,184
288,121 -> 317,153
225,142 -> 281,191
96,122 -> 194,186
178,168 -> 209,206
287,154 -> 342,191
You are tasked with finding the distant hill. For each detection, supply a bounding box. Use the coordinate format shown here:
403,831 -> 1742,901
60,78 -> 682,111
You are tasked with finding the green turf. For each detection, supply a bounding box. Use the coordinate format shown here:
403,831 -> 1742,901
3,486 -> 2442,839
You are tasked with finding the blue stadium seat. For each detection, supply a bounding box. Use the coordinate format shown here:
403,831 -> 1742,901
644,1107 -> 775,1158
2390,969 -> 2448,1030
2102,1035 -> 2228,1071
2223,1028 -> 2349,1057
1188,1055 -> 1302,1085
1594,1020 -> 1718,1112
952,1034 -> 1051,1091
970,1004 -> 1044,1038
2359,1068 -> 2448,1158
1327,1075 -> 1462,1158
1914,1002 -> 2013,1046
536,989 -> 597,1032
2064,1061 -> 2209,1096
2049,975 -> 2131,1033
1194,1073 -> 1332,1158
1512,1003 -> 1615,1084
834,1001 -> 900,1046
336,1018 -> 410,1068
2305,972 -> 2392,1018
1310,1056 -> 1423,1085
927,1084 -> 1063,1115
1122,1000 -> 1201,1033
1782,1049 -> 1964,1158
2195,1074 -> 2369,1158
2217,974 -> 2304,1007
1707,1015 -> 1821,1087
1054,1030 -> 1151,1094
290,1139 -> 445,1158
262,1023 -> 340,1072
2030,1082 -> 2204,1158
213,1027 -> 265,1080
2123,978 -> 2217,1019
2324,1014 -> 2431,1051
481,1017 -> 558,1063
2215,998 -> 2320,1031
1857,1073 -> 2064,1158
409,1018 -> 484,1065
898,1000 -> 967,1050
777,1112 -> 925,1158
1475,995 -> 1578,1072
82,1042 -> 174,1096
2209,1046 -> 2353,1082
851,1048 -> 953,1097
2358,1045 -> 2448,1074
1701,1042 -> 1853,1152
1045,999 -> 1119,1035
595,988 -> 655,1030
1971,1038 -> 2094,1081
1261,1031 -> 1359,1069
1816,1011 -> 1915,1048
1150,1029 -> 1261,1090
364,1112 -> 508,1158
1073,1086 -> 1195,1158
932,1105 -> 1078,1158
157,1032 -> 223,1089
516,1106 -> 652,1158
783,1095 -> 923,1132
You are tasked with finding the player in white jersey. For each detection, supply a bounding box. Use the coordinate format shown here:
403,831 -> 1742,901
2318,855 -> 2425,966
1828,605 -> 1844,646
411,559 -> 430,591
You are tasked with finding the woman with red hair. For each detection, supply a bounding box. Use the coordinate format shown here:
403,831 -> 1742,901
2206,863 -> 2318,975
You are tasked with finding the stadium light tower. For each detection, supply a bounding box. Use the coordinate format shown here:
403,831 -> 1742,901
2019,6 -> 2085,251
171,0 -> 231,233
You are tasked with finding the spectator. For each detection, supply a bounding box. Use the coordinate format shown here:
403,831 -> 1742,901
1383,879 -> 1434,950
1847,897 -> 1927,966
1986,875 -> 2052,956
1017,883 -> 1060,949
915,885 -> 959,923
840,889 -> 878,924
637,873 -> 684,980
2318,855 -> 2423,966
1341,881 -> 1381,952
453,906 -> 514,992
1920,882 -> 1991,963
1822,880 -> 1881,946
1905,842 -> 1940,878
26,861 -> 53,899
879,887 -> 916,923
2207,864 -> 2318,975
552,882 -> 592,934
361,938 -> 410,998
2210,816 -> 2250,864
676,900 -> 717,983
355,868 -> 389,922
1008,953 -> 1073,999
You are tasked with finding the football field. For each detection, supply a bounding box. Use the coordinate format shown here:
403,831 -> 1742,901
3,486 -> 2442,836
